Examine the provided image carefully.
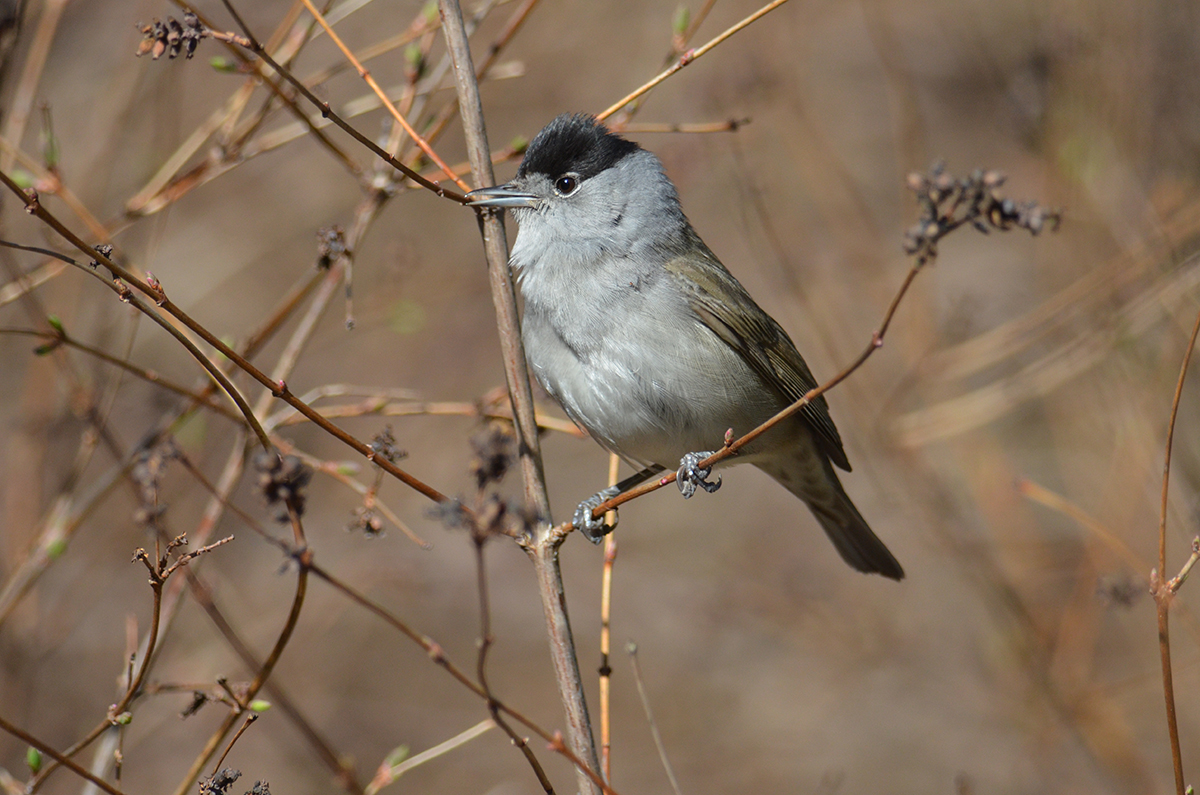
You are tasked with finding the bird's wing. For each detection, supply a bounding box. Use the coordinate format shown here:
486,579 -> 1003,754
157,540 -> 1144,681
663,247 -> 852,471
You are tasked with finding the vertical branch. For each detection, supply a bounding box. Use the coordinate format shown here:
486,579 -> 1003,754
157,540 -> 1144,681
599,453 -> 620,782
436,8 -> 600,792
436,0 -> 549,519
1153,304 -> 1200,795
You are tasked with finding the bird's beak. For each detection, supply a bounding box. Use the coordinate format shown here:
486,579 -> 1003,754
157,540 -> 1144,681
464,182 -> 538,209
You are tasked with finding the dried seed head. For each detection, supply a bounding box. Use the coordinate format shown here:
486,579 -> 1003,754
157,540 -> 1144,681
469,422 -> 515,490
253,452 -> 312,519
369,425 -> 405,465
316,226 -> 346,270
199,769 -> 241,795
137,13 -> 205,60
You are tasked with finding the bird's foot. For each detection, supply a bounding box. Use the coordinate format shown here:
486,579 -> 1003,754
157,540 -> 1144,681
677,451 -> 721,498
573,484 -> 620,543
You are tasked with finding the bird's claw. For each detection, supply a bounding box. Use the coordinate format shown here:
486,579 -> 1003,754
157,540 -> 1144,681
573,484 -> 620,543
677,451 -> 721,498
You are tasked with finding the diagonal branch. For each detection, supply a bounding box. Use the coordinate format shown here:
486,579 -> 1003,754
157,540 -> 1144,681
296,0 -> 470,191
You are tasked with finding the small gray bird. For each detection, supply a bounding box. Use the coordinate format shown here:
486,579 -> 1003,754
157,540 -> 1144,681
467,114 -> 903,580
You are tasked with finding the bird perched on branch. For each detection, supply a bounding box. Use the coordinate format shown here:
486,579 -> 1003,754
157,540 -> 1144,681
467,114 -> 902,580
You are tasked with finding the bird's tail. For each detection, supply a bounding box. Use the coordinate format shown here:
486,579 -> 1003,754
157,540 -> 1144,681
756,451 -> 904,580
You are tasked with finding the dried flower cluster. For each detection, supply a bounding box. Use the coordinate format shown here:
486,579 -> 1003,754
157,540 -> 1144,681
428,424 -> 540,542
199,768 -> 270,795
903,163 -> 1061,266
136,12 -> 205,60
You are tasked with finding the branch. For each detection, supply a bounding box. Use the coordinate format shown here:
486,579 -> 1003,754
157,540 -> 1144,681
209,0 -> 464,201
1152,303 -> 1200,795
0,179 -> 451,504
438,3 -> 602,793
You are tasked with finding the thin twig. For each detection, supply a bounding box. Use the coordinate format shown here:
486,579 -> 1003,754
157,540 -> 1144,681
0,236 -> 272,448
1169,539 -> 1200,594
59,253 -> 351,795
0,327 -> 243,422
211,714 -> 258,774
0,715 -> 127,795
267,396 -> 582,436
0,132 -> 109,240
627,645 -> 682,795
297,453 -> 430,548
365,720 -> 495,795
598,0 -> 793,120
26,535 -> 236,788
618,119 -> 748,134
176,4 -> 366,184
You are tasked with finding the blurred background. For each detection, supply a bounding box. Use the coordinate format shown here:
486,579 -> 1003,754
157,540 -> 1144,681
1,0 -> 1199,793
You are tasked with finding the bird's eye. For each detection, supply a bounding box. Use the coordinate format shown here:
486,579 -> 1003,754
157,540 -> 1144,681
554,175 -> 579,196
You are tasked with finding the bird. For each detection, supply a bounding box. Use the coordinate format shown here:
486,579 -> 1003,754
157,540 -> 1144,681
466,113 -> 903,580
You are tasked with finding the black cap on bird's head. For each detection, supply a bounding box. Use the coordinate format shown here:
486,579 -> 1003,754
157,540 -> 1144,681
516,114 -> 641,182
465,114 -> 642,209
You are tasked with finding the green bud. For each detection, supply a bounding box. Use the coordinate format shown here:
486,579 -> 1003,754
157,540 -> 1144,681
383,745 -> 409,768
26,746 -> 42,773
673,5 -> 690,36
9,169 -> 33,189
